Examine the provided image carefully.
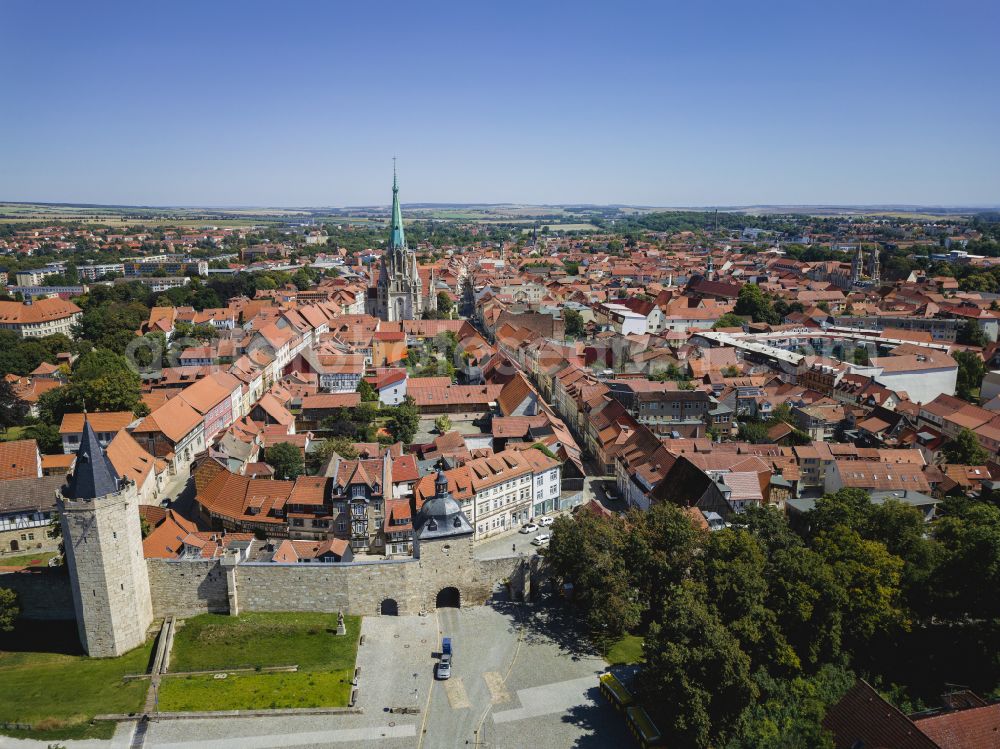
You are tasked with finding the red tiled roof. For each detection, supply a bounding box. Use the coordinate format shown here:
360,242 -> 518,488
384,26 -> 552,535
913,704 -> 1000,748
0,440 -> 40,481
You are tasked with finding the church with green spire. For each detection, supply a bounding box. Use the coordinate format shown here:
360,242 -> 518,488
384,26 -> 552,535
370,165 -> 433,321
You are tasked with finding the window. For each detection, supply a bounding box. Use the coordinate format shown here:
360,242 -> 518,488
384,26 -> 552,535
352,485 -> 365,498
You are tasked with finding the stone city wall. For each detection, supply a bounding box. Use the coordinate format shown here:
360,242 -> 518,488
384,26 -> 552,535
9,544 -> 536,626
144,545 -> 527,619
0,568 -> 74,620
147,558 -> 228,618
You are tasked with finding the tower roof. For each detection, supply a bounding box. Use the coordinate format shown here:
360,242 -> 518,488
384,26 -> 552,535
415,468 -> 473,540
389,164 -> 406,250
62,419 -> 122,500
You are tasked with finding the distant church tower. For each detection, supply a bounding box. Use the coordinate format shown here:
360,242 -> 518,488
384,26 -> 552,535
59,420 -> 153,657
851,245 -> 864,284
373,165 -> 423,321
868,246 -> 881,285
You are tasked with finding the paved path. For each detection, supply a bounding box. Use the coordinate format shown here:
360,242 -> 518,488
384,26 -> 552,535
493,675 -> 598,723
150,724 -> 417,748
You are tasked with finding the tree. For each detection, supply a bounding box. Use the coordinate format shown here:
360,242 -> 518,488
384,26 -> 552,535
23,423 -> 62,454
954,349 -> 985,401
852,346 -> 870,366
307,437 -> 359,473
732,665 -> 854,749
265,442 -> 304,480
356,379 -> 378,402
434,415 -> 451,434
436,292 -> 454,316
0,378 -> 28,434
37,349 -> 148,424
547,511 -> 641,642
73,301 -> 148,354
812,525 -> 907,650
387,396 -> 420,443
642,582 -> 757,749
625,502 -> 702,621
700,529 -> 798,674
931,498 -> 1000,622
957,319 -> 988,347
0,588 -> 18,632
734,284 -> 779,325
713,312 -> 745,330
325,436 -> 359,460
942,427 -> 989,465
564,308 -> 585,338
738,421 -> 770,444
735,505 -> 847,670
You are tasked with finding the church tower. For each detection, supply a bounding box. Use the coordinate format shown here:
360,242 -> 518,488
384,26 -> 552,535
868,246 -> 881,285
851,245 -> 864,284
374,165 -> 423,321
59,419 -> 153,657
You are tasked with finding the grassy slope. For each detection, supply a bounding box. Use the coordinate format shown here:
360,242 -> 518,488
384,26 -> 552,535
0,620 -> 153,740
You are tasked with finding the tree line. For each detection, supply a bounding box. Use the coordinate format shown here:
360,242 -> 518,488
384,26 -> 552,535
547,489 -> 1000,748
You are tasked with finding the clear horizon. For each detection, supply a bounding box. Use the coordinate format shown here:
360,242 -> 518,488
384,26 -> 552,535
3,0 -> 998,207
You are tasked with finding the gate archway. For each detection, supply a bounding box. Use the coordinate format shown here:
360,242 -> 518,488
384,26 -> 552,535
380,598 -> 399,616
436,587 -> 460,608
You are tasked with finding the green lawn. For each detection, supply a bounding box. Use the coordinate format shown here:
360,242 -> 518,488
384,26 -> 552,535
605,634 -> 644,665
161,612 -> 360,711
169,612 -> 361,672
0,551 -> 57,568
0,426 -> 28,442
157,668 -> 353,711
0,620 -> 153,740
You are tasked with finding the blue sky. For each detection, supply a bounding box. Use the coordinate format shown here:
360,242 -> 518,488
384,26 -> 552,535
2,0 -> 998,207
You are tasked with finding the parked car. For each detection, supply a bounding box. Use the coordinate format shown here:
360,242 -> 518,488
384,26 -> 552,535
437,657 -> 452,680
537,516 -> 554,527
532,533 -> 551,546
520,523 -> 539,534
438,636 -> 452,680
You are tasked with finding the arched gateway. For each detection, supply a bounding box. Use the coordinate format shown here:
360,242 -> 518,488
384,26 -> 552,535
436,586 -> 461,608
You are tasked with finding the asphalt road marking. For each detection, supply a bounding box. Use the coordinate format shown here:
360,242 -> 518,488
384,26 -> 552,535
445,676 -> 472,709
483,671 -> 512,704
149,723 -> 417,748
493,675 -> 597,724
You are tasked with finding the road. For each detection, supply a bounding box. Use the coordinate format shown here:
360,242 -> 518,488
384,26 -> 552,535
474,525 -> 546,560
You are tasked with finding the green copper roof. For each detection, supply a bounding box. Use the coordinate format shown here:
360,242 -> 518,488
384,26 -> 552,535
390,166 -> 406,249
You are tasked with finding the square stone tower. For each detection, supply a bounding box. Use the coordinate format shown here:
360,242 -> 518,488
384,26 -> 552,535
59,419 -> 153,657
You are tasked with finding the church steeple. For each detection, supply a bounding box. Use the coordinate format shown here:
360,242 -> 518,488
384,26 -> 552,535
390,160 -> 406,250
